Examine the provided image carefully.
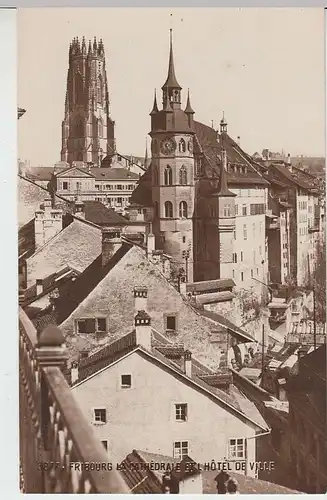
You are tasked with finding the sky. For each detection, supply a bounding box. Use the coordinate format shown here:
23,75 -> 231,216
18,7 -> 325,167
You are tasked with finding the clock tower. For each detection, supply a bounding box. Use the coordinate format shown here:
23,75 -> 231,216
149,30 -> 195,282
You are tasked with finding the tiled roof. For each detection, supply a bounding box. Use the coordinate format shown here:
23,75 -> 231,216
198,309 -> 255,343
32,308 -> 58,333
186,279 -> 235,294
22,266 -> 79,307
82,201 -> 128,226
193,122 -> 269,187
26,218 -> 103,287
18,219 -> 35,259
269,162 -> 318,190
202,469 -> 301,494
25,167 -> 53,182
90,167 -> 139,181
55,242 -> 133,325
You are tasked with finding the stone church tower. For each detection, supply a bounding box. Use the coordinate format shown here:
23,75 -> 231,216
61,37 -> 115,166
149,30 -> 195,282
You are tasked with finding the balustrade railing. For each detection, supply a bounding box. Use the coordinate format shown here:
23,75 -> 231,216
19,308 -> 129,494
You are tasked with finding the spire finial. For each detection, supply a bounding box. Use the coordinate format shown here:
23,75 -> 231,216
184,88 -> 195,115
161,27 -> 181,91
144,137 -> 150,169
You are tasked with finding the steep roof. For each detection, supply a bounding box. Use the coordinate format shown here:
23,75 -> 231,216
193,121 -> 269,187
198,308 -> 255,343
82,201 -> 128,226
90,167 -> 139,181
268,162 -> 319,191
25,218 -> 102,287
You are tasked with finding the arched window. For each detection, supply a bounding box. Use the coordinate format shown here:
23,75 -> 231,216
74,117 -> 84,138
179,166 -> 188,185
223,204 -> 231,217
179,201 -> 188,219
164,201 -> 173,218
179,139 -> 186,153
75,72 -> 84,105
153,166 -> 159,186
98,119 -> 103,138
164,165 -> 172,186
97,75 -> 103,104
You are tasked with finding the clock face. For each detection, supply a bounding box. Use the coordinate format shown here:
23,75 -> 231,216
160,137 -> 176,156
188,140 -> 193,153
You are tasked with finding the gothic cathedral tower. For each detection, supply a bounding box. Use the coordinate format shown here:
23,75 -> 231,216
149,30 -> 195,282
61,37 -> 115,166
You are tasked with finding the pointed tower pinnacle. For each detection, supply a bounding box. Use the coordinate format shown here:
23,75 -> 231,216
220,112 -> 228,134
144,138 -> 150,169
93,36 -> 97,54
184,89 -> 195,114
81,36 -> 86,55
162,29 -> 182,90
87,40 -> 92,56
216,151 -> 235,197
150,89 -> 159,115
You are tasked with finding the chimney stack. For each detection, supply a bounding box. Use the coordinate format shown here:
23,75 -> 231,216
287,153 -> 292,172
237,136 -> 241,147
71,361 -> 79,383
101,227 -> 122,267
147,229 -> 155,257
133,286 -> 148,312
179,278 -> 187,296
183,350 -> 192,378
135,310 -> 152,351
36,279 -> 43,296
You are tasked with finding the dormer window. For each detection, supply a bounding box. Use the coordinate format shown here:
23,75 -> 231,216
179,139 -> 186,153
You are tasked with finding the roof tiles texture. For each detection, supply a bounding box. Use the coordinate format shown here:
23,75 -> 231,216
25,218 -> 102,287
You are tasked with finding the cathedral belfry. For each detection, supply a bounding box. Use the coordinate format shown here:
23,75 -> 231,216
61,36 -> 115,166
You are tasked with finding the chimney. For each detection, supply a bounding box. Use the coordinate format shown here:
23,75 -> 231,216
43,197 -> 52,209
183,350 -> 192,378
179,278 -> 187,296
297,346 -> 307,365
101,227 -> 122,267
134,310 -> 151,350
36,279 -> 43,296
287,153 -> 292,172
237,136 -> 241,147
74,199 -> 85,219
71,361 -> 79,383
133,286 -> 148,312
147,230 -> 155,257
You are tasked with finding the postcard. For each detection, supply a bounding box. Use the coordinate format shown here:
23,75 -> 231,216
18,7 -> 326,494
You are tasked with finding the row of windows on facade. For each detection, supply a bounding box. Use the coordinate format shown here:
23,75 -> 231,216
93,405 -> 245,460
153,166 -> 189,186
298,201 -> 308,211
76,314 -> 177,335
72,119 -> 104,138
209,204 -> 266,219
95,196 -> 131,205
232,246 -> 263,264
154,201 -> 189,219
60,181 -> 136,191
232,267 -> 262,281
152,138 -> 191,155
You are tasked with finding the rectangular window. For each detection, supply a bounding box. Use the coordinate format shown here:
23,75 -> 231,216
251,269 -> 254,278
117,197 -> 122,205
173,441 -> 189,460
240,251 -> 243,262
121,374 -> 132,388
235,205 -> 238,216
93,408 -> 106,423
242,204 -> 247,216
228,438 -> 245,460
232,253 -> 237,263
233,229 -> 236,240
243,224 -> 247,240
241,272 -> 244,282
175,404 -> 188,422
166,315 -> 176,331
116,184 -> 122,190
76,318 -> 106,334
101,440 -> 108,451
62,181 -> 68,190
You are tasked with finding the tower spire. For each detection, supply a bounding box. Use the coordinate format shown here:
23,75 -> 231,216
184,89 -> 195,114
144,137 -> 150,169
162,29 -> 182,91
216,152 -> 235,197
150,89 -> 159,115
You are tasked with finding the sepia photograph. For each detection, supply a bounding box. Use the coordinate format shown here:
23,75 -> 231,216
18,7 -> 326,494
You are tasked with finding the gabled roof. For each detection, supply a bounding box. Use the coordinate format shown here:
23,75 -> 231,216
268,162 -> 318,190
72,327 -> 268,431
193,121 -> 269,187
186,278 -> 235,294
90,167 -> 139,181
198,308 -> 255,343
82,201 -> 128,226
21,265 -> 79,307
25,217 -> 103,287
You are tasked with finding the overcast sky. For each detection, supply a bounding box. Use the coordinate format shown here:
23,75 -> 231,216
18,7 -> 324,167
